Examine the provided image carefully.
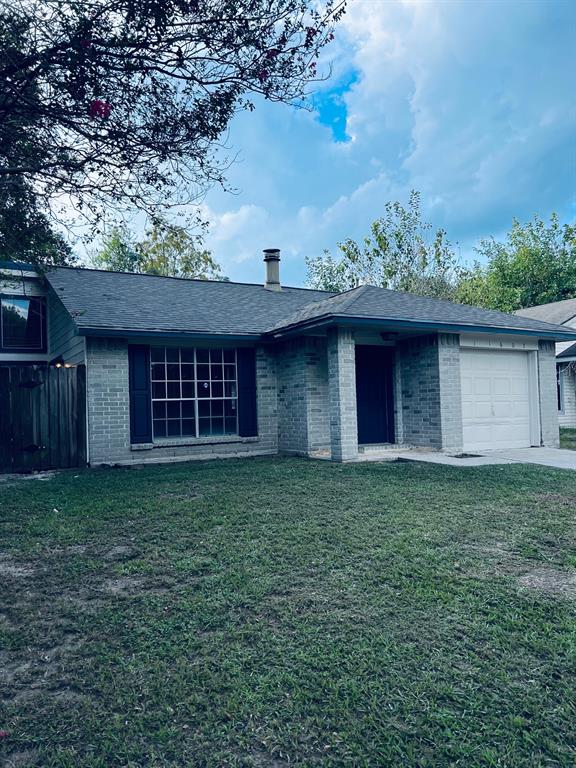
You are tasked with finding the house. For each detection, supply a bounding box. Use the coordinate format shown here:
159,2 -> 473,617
2,252 -> 576,472
516,299 -> 576,428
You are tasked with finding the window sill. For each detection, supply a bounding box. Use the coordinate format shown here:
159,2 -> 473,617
131,435 -> 258,451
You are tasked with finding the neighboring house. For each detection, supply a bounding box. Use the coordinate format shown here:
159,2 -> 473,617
2,253 -> 576,472
516,299 -> 576,428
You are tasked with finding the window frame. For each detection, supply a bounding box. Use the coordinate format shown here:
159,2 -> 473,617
0,294 -> 47,353
557,363 -> 566,413
149,346 -> 239,441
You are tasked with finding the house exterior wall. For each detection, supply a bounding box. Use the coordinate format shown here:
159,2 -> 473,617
327,328 -> 358,461
276,337 -> 330,454
47,290 -> 86,365
396,333 -> 462,452
538,340 -> 560,447
558,365 -> 576,427
85,338 -> 278,465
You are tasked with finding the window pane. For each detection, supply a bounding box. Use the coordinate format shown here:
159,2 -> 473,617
210,349 -> 222,363
211,364 -> 223,381
152,382 -> 166,399
167,420 -> 180,436
181,381 -> 195,398
196,349 -> 209,362
223,349 -> 235,363
151,364 -> 165,381
167,401 -> 180,419
1,298 -> 44,349
211,418 -> 224,435
198,400 -> 210,418
153,420 -> 167,437
182,419 -> 195,436
151,348 -> 165,362
166,348 -> 179,362
198,380 -> 210,398
211,400 -> 223,417
167,382 -> 180,399
199,418 -> 211,436
181,364 -> 194,380
153,402 -> 166,419
212,382 -> 223,398
224,400 -> 237,417
166,364 -> 180,380
225,417 -> 237,434
224,382 -> 237,398
182,401 -> 195,418
181,348 -> 194,363
197,364 -> 209,381
224,365 -> 235,380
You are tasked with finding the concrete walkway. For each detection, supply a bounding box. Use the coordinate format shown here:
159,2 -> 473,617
392,447 -> 576,470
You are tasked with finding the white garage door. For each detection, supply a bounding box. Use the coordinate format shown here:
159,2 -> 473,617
460,349 -> 534,451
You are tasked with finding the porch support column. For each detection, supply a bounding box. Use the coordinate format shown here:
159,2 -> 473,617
327,327 -> 358,462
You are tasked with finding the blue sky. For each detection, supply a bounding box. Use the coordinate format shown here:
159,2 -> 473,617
195,0 -> 575,287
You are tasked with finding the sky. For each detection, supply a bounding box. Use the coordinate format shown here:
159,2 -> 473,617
176,0 -> 574,286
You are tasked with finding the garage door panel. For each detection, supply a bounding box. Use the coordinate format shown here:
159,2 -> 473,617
460,349 -> 534,451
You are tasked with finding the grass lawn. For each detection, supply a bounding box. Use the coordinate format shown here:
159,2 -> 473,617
560,428 -> 576,450
1,458 -> 576,767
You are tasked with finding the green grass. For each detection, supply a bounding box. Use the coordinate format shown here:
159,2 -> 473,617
560,427 -> 576,450
1,457 -> 576,767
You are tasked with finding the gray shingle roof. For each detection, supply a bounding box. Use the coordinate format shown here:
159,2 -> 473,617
45,267 -> 333,337
266,284 -> 576,338
515,298 -> 576,326
44,267 -> 576,341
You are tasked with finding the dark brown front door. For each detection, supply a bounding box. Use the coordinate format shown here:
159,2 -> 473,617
355,345 -> 395,444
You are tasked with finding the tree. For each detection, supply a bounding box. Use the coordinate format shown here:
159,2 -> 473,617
455,214 -> 576,312
92,226 -> 140,273
0,174 -> 74,265
94,219 -> 225,280
0,0 -> 345,232
306,191 -> 463,299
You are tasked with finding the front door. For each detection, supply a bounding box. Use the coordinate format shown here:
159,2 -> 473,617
355,345 -> 395,444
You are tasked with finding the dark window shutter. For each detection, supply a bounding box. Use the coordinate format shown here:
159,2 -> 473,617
128,345 -> 152,444
237,347 -> 258,437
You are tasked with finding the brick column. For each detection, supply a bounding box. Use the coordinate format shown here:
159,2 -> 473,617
327,328 -> 358,461
438,333 -> 463,453
538,340 -> 560,447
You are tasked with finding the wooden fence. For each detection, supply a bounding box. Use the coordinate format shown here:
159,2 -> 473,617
0,364 -> 87,473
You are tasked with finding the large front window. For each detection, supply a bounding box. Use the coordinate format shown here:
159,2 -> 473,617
150,347 -> 238,439
0,296 -> 46,351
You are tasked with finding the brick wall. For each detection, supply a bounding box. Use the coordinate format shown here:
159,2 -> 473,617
276,337 -> 330,454
86,339 -> 278,465
327,328 -> 358,461
538,340 -> 560,447
397,333 -> 463,451
559,365 -> 576,427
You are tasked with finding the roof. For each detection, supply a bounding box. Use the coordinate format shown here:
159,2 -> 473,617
558,341 -> 576,359
265,283 -> 576,339
45,266 -> 333,338
43,266 -> 576,341
515,298 -> 576,326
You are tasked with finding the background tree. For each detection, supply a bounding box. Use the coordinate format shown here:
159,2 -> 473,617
306,191 -> 463,299
455,214 -> 576,312
0,0 -> 345,247
94,219 -> 225,280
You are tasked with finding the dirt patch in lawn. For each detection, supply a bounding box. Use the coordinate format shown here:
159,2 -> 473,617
518,567 -> 576,598
0,554 -> 36,578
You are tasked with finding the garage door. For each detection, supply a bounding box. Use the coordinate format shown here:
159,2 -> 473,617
460,349 -> 534,451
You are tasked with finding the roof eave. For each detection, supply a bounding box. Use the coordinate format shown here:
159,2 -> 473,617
265,314 -> 576,341
78,327 -> 262,342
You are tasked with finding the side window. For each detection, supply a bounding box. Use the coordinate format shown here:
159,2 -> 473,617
557,364 -> 564,412
0,296 -> 46,351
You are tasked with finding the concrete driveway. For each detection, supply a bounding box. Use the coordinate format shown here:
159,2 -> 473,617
393,447 -> 576,470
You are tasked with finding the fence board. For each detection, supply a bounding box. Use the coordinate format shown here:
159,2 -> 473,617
0,364 -> 87,473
